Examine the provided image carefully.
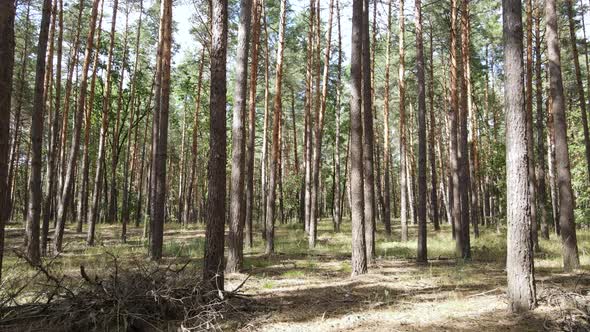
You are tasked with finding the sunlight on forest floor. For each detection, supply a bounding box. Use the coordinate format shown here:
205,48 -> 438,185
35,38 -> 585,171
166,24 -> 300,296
1,219 -> 589,331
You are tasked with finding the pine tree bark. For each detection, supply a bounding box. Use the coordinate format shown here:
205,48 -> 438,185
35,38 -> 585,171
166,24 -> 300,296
42,0 -> 64,255
26,0 -> 52,263
227,0 -> 252,273
304,0 -> 316,235
428,23 -> 440,231
203,0 -> 228,290
415,0 -> 427,264
0,0 -> 16,280
449,0 -> 463,258
381,0 -> 393,237
535,2 -> 549,240
361,0 -> 376,262
503,0 -> 537,312
546,0 -> 580,271
265,0 -> 287,255
526,0 -> 539,251
245,0 -> 262,248
399,0 -> 408,242
150,0 -> 172,260
350,0 -> 368,276
459,0 -> 472,259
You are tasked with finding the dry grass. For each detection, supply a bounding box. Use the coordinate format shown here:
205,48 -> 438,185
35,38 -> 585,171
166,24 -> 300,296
1,219 -> 589,331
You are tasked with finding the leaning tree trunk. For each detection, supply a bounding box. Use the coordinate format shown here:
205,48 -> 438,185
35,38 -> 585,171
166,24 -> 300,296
0,0 -> 16,280
226,0 -> 252,273
503,0 -> 537,312
26,0 -> 52,264
545,0 -> 580,272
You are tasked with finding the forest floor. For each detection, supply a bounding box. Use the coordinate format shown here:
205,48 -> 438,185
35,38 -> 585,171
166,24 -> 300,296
1,219 -> 589,331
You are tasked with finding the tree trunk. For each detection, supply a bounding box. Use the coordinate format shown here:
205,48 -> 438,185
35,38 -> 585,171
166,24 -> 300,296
399,0 -> 408,242
503,0 -> 537,312
449,0 -> 463,258
203,0 -> 228,290
526,0 -> 539,251
0,0 -> 16,280
415,0 -> 427,264
333,0 -> 343,233
545,0 -> 580,271
310,0 -> 334,248
535,2 -> 549,240
361,0 -> 376,262
265,0 -> 286,255
227,0 -> 252,273
458,0 -> 472,259
428,23 -> 440,232
26,0 -> 52,264
304,0 -> 315,235
184,50 -> 205,226
87,0 -> 118,246
109,6 -> 131,227
53,0 -> 101,253
244,0 -> 262,249
350,0 -> 368,276
150,0 -> 172,260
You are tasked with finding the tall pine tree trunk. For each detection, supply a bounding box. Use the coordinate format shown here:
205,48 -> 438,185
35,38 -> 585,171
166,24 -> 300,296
399,0 -> 408,242
26,0 -> 52,263
350,0 -> 367,276
503,0 -> 537,312
53,0 -> 101,253
415,0 -> 428,264
546,0 -> 580,271
265,0 -> 286,255
87,0 -> 118,246
203,0 -> 228,290
0,0 -> 16,280
227,0 -> 252,273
